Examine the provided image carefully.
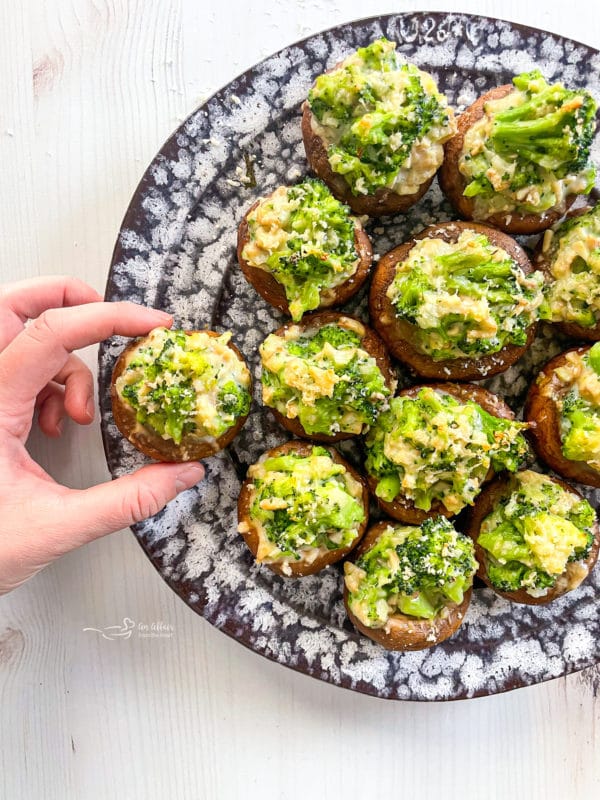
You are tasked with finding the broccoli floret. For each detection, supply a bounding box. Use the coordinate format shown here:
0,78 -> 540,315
250,447 -> 365,559
217,381 -> 251,418
136,380 -> 196,444
389,517 -> 476,595
121,383 -> 138,405
349,517 -> 477,623
589,343 -> 600,376
307,39 -> 452,195
257,179 -> 358,322
486,560 -> 554,592
561,389 -> 583,415
491,91 -> 596,177
289,323 -> 361,355
356,37 -> 398,70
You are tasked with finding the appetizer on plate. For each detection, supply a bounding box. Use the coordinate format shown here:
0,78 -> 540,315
111,327 -> 251,461
439,69 -> 597,233
466,470 -> 599,604
259,311 -> 395,442
364,383 -> 529,523
302,37 -> 456,216
344,516 -> 477,650
537,203 -> 600,339
237,441 -> 369,577
369,220 -> 543,380
237,179 -> 372,321
525,344 -> 600,487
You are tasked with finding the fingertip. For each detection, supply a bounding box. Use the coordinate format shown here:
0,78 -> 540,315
39,410 -> 64,438
119,301 -> 172,324
85,396 -> 96,423
174,462 -> 205,492
150,309 -> 173,327
65,394 -> 95,426
37,388 -> 65,437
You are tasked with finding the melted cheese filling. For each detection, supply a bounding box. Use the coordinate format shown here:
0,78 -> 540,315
309,43 -> 456,196
386,230 -> 541,356
242,452 -> 363,565
459,89 -> 591,219
543,219 -> 600,325
116,328 -> 250,440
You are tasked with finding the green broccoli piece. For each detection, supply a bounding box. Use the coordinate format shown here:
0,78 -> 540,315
490,71 -> 596,178
388,517 -> 476,595
589,343 -> 600,376
486,560 -> 554,593
250,447 -> 365,558
351,517 -> 477,623
260,179 -> 358,321
217,381 -> 251,418
297,323 -> 361,354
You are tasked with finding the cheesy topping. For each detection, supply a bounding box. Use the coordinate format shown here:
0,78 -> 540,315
540,205 -> 600,327
541,345 -> 600,470
241,446 -> 365,565
522,514 -> 588,575
307,38 -> 456,196
477,470 -> 595,595
364,387 -> 529,513
260,321 -> 392,436
116,327 -> 251,443
241,180 -> 360,321
386,229 -> 543,360
458,70 -> 596,220
344,517 -> 477,626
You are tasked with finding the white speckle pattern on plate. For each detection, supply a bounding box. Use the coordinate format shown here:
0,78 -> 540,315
99,12 -> 600,700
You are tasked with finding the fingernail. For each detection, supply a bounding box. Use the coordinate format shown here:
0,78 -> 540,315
86,396 -> 95,421
175,463 -> 205,492
56,418 -> 64,436
152,310 -> 173,323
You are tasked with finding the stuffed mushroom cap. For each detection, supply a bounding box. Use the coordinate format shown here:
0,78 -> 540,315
466,469 -> 600,604
237,440 -> 369,577
439,71 -> 597,233
344,517 -> 476,650
111,327 -> 251,461
369,220 -> 543,380
303,38 -> 456,216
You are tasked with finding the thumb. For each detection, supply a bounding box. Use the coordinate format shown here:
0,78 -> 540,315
60,462 -> 205,546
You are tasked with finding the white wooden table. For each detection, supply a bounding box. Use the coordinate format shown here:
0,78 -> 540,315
1,1 -> 599,797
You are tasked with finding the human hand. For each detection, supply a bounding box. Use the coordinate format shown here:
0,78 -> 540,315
0,276 -> 204,594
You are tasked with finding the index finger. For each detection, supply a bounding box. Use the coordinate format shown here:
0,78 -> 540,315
0,301 -> 173,410
0,276 -> 103,351
0,275 -> 102,320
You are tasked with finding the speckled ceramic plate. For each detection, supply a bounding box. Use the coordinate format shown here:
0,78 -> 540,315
99,12 -> 600,701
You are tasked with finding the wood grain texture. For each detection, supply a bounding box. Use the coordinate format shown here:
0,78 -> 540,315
1,1 -> 599,798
